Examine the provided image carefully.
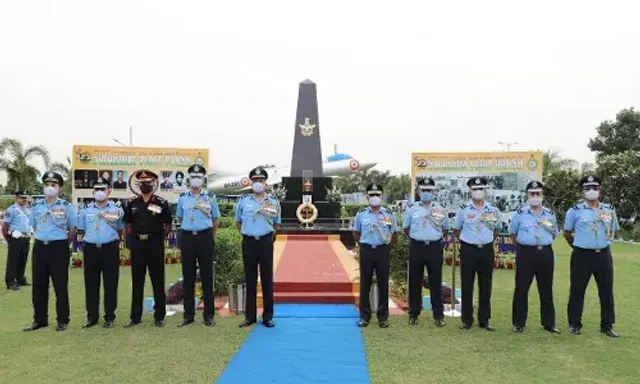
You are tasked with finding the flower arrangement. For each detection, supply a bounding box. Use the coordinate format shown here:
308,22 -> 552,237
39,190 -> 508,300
166,270 -> 204,305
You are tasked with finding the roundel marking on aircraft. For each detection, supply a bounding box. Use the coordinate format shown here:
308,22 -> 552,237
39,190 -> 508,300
349,159 -> 360,171
240,177 -> 251,187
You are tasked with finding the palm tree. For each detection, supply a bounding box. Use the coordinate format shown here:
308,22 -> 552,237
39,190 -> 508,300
0,138 -> 50,193
51,156 -> 72,197
543,149 -> 578,178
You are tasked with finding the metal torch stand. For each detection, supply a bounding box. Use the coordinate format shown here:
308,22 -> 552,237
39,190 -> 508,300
444,236 -> 461,317
228,283 -> 246,315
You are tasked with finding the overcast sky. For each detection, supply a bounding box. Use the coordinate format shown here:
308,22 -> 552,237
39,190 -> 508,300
1,1 -> 639,180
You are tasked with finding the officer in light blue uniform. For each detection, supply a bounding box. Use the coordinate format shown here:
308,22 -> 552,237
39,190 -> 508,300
453,176 -> 500,331
509,180 -> 559,334
235,167 -> 281,328
176,164 -> 220,328
24,171 -> 77,333
2,190 -> 32,290
77,178 -> 124,329
403,177 -> 450,327
353,183 -> 399,328
564,174 -> 620,337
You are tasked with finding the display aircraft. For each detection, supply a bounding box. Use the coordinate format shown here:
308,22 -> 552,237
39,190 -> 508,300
206,153 -> 376,195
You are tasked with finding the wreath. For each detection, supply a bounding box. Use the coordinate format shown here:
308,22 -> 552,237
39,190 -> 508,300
296,203 -> 318,224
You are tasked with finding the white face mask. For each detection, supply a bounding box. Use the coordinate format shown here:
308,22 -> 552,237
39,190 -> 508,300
471,190 -> 485,200
94,191 -> 107,201
369,196 -> 382,206
252,181 -> 265,193
584,189 -> 600,201
190,178 -> 203,188
44,185 -> 58,197
528,197 -> 543,206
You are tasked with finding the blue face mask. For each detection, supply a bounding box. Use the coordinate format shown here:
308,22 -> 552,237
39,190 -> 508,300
419,191 -> 432,202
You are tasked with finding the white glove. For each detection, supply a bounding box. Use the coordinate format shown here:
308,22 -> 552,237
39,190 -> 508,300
11,230 -> 23,239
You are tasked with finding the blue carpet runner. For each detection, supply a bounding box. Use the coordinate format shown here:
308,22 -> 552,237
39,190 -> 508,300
215,304 -> 371,384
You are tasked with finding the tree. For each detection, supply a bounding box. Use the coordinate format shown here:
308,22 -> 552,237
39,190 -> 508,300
334,169 -> 394,194
51,156 -> 72,197
543,168 -> 582,222
384,173 -> 411,202
596,151 -> 640,218
588,107 -> 640,158
0,138 -> 50,193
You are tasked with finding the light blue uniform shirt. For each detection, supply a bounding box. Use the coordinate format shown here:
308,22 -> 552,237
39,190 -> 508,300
509,205 -> 558,246
564,201 -> 620,250
78,201 -> 124,244
3,203 -> 31,234
403,201 -> 450,241
235,194 -> 281,237
29,198 -> 78,242
454,201 -> 501,245
353,206 -> 399,247
176,190 -> 221,231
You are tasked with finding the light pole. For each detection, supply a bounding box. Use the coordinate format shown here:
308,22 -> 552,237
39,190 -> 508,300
498,141 -> 518,151
112,127 -> 133,146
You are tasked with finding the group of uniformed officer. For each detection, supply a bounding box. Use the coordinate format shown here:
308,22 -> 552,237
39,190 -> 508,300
7,168 -> 620,337
354,174 -> 620,337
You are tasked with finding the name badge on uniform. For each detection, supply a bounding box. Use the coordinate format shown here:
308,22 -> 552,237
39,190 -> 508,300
148,204 -> 162,214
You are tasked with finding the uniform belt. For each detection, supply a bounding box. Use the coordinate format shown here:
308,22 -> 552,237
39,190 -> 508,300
360,243 -> 388,249
35,239 -> 66,246
181,228 -> 213,236
410,238 -> 442,246
574,246 -> 609,254
85,240 -> 118,249
135,233 -> 162,241
243,233 -> 273,241
517,243 -> 552,251
461,241 -> 493,249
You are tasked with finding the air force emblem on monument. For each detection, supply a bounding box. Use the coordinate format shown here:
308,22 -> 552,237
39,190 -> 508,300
299,117 -> 316,137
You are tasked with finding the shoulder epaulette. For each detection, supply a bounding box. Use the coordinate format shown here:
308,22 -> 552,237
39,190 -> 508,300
517,205 -> 527,214
60,199 -> 69,205
207,191 -> 214,198
571,203 -> 581,210
35,198 -> 44,205
87,202 -> 96,208
542,206 -> 554,215
179,191 -> 189,197
357,206 -> 368,213
459,204 -> 467,210
601,203 -> 612,209
154,195 -> 166,203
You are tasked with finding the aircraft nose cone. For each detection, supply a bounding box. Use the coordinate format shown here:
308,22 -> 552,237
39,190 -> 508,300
359,160 -> 377,170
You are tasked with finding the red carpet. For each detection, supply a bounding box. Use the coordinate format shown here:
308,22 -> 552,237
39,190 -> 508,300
258,235 -> 357,305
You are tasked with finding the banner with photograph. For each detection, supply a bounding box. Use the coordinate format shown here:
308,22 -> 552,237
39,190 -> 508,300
71,145 -> 209,206
410,151 -> 543,232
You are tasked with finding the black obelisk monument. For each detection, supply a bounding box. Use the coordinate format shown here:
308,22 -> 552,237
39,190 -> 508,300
290,79 -> 323,177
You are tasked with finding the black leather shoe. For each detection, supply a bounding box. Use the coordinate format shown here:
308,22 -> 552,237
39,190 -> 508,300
22,322 -> 48,332
155,320 -> 165,328
460,322 -> 472,330
56,323 -> 68,332
83,321 -> 98,329
239,320 -> 256,328
124,320 -> 140,328
103,320 -> 114,329
435,319 -> 446,328
177,319 -> 194,328
262,319 -> 275,328
379,320 -> 389,328
512,326 -> 524,333
544,326 -> 560,334
357,319 -> 369,327
480,323 -> 496,332
408,316 -> 418,326
601,328 -> 620,338
204,318 -> 215,327
569,326 -> 581,335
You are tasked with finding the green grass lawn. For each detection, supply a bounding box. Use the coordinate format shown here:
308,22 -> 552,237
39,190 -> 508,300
0,244 -> 248,384
364,240 -> 640,384
1,241 -> 639,384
